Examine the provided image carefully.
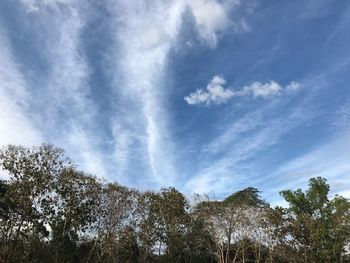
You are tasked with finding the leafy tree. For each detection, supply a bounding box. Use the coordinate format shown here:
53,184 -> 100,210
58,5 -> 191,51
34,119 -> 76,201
223,187 -> 266,207
0,145 -> 101,262
0,144 -> 69,262
185,202 -> 218,262
95,183 -> 138,262
135,191 -> 159,262
157,187 -> 190,261
281,177 -> 350,263
49,168 -> 102,263
196,188 -> 267,263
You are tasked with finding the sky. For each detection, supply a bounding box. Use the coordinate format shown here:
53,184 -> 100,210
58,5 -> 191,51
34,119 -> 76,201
0,0 -> 350,205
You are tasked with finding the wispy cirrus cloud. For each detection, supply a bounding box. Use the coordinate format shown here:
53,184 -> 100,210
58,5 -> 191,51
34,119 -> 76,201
184,78 -> 319,195
108,0 -> 186,186
108,0 -> 252,187
0,0 -> 109,179
0,25 -> 43,180
37,2 -> 109,178
0,26 -> 43,148
262,85 -> 350,203
269,129 -> 350,200
185,111 -> 314,194
185,75 -> 300,105
2,0 -> 253,187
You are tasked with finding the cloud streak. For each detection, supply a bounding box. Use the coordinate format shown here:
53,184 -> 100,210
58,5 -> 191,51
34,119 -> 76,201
270,128 -> 350,200
0,1 -> 110,179
185,75 -> 300,105
36,3 -> 110,178
109,0 -> 187,186
0,26 -> 43,147
184,111 -> 315,195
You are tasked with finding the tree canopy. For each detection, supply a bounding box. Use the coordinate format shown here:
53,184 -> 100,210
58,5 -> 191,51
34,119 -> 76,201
0,144 -> 349,263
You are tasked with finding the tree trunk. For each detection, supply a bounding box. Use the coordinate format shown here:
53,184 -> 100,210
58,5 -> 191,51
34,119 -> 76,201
242,241 -> 245,263
225,234 -> 231,263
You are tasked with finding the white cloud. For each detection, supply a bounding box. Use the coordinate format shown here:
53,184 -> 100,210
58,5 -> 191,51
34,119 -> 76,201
337,190 -> 350,199
139,26 -> 169,51
111,120 -> 139,184
45,7 -> 93,120
286,81 -> 301,93
42,0 -> 73,4
242,81 -> 282,98
186,0 -> 250,47
185,75 -> 235,105
187,0 -> 233,46
185,75 -> 300,106
334,99 -> 350,128
233,18 -> 250,32
20,0 -> 40,12
0,26 -> 43,180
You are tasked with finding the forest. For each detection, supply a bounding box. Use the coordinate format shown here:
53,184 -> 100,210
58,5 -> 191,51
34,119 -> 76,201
0,144 -> 350,263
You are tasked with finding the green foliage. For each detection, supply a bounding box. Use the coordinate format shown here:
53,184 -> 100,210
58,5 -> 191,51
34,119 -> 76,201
280,177 -> 350,263
0,145 -> 101,262
223,187 -> 267,207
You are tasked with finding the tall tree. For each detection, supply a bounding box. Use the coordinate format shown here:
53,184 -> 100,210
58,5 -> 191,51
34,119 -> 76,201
150,187 -> 190,262
281,177 -> 350,263
95,183 -> 138,262
0,144 -> 69,262
0,145 -> 101,262
196,188 -> 267,263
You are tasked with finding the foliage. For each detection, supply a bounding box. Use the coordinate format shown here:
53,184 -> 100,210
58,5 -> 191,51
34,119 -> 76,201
280,177 -> 350,262
0,145 -> 349,262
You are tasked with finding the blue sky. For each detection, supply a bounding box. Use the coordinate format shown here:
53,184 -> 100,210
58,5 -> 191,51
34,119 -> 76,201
1,0 -> 350,205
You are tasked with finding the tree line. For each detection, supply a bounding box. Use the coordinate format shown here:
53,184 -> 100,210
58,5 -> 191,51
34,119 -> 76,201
0,144 -> 349,263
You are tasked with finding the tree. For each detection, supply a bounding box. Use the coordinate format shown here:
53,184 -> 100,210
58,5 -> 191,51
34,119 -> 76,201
181,213 -> 216,262
135,191 -> 159,262
196,188 -> 267,263
95,183 -> 139,262
49,168 -> 102,263
280,177 -> 350,263
157,187 -> 191,260
0,145 -> 101,262
0,144 -> 69,262
1,144 -> 350,263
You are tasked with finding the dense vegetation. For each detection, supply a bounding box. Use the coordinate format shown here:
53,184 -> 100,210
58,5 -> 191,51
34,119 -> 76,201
0,145 -> 349,263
